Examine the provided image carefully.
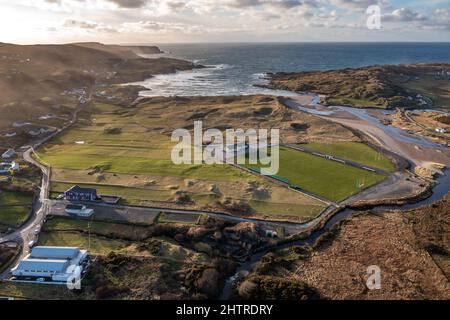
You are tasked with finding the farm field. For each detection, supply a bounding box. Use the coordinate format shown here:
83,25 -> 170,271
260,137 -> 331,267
36,100 -> 331,221
0,190 -> 33,206
0,190 -> 33,230
38,217 -> 209,262
44,217 -> 151,240
304,142 -> 396,172
248,147 -> 386,202
38,231 -> 131,256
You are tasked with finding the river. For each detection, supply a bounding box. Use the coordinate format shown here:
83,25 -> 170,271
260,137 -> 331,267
220,168 -> 450,300
219,98 -> 450,300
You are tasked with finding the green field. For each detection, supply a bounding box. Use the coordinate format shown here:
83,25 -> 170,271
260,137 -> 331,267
44,217 -> 150,238
38,231 -> 130,256
248,200 -> 324,217
0,190 -> 33,206
38,217 -> 207,262
249,147 -> 386,202
50,181 -> 172,205
304,142 -> 396,172
0,190 -> 33,229
0,207 -> 31,227
34,102 -> 328,220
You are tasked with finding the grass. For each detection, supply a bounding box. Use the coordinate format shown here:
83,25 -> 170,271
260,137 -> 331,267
304,142 -> 396,172
0,207 -> 31,227
0,190 -> 33,206
249,200 -> 324,217
50,181 -> 172,205
249,147 -> 386,202
38,231 -> 131,256
401,76 -> 450,109
326,97 -> 383,108
157,212 -> 201,225
34,101 -> 334,220
0,190 -> 33,228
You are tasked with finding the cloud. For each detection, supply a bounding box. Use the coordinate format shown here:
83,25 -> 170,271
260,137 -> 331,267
109,0 -> 147,8
384,7 -> 427,22
63,19 -> 117,32
225,0 -> 317,10
330,0 -> 385,12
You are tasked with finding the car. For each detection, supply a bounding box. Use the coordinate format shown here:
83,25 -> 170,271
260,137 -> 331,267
28,240 -> 36,248
36,278 -> 45,283
33,228 -> 40,235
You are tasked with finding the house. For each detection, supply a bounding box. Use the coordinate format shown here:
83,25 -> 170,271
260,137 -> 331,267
10,162 -> 20,171
2,132 -> 17,138
65,185 -> 98,202
1,149 -> 17,159
28,128 -> 53,137
11,246 -> 90,284
0,161 -> 20,174
0,165 -> 9,174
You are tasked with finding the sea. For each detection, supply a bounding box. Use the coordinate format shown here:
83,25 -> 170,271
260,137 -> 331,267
134,42 -> 450,97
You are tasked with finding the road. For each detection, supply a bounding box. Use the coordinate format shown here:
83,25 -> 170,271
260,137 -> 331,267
2,92 -> 447,280
0,97 -> 88,278
46,199 -> 328,234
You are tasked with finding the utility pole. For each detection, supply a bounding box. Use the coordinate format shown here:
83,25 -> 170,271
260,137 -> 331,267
88,221 -> 91,251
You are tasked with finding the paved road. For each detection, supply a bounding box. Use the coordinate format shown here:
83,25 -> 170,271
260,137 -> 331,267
0,98 -> 88,278
3,92 -> 442,280
46,199 -> 329,235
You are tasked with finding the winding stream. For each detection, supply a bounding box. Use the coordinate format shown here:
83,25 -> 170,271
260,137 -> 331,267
220,169 -> 450,300
219,100 -> 450,300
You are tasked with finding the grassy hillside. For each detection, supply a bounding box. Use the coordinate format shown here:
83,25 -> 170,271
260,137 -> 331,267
269,63 -> 450,109
35,97 -> 345,221
0,42 -> 194,133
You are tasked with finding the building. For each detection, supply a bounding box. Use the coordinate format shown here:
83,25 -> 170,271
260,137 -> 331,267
0,161 -> 20,175
65,204 -> 94,217
11,246 -> 90,284
1,149 -> 17,159
10,162 -> 20,171
65,185 -> 98,202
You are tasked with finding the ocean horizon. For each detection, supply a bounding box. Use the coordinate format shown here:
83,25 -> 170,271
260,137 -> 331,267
133,42 -> 450,97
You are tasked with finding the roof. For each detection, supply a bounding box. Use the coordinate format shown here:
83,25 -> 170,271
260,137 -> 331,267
65,185 -> 97,194
30,246 -> 80,260
1,149 -> 16,157
66,204 -> 84,210
16,259 -> 69,273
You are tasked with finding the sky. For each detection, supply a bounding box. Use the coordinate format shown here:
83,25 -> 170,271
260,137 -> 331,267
1,0 -> 450,44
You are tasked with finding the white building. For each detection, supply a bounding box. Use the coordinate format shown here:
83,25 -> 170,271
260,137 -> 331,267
0,161 -> 20,174
10,162 -> 20,171
65,204 -> 94,217
11,246 -> 90,284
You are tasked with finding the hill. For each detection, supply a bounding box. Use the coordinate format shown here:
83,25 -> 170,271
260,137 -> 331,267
268,64 -> 450,109
0,42 -> 194,133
